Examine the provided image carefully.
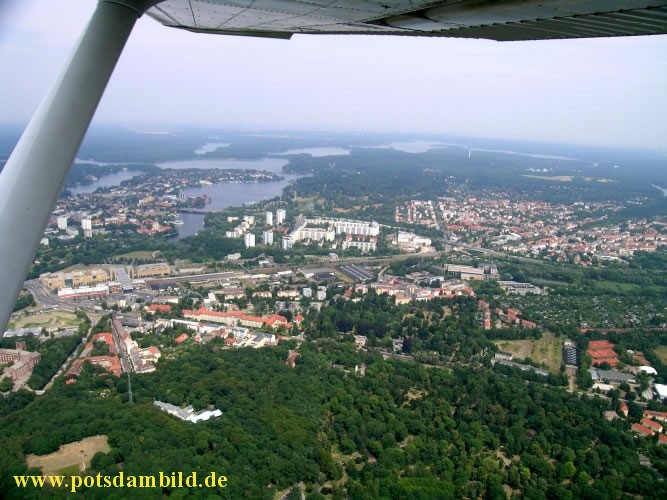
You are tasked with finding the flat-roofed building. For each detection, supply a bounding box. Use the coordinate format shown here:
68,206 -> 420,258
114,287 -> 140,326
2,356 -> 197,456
113,268 -> 133,293
134,262 -> 171,279
276,209 -> 286,224
57,284 -> 109,300
263,230 -> 274,245
244,233 -> 256,248
40,268 -> 108,289
0,348 -> 41,381
444,264 -> 485,281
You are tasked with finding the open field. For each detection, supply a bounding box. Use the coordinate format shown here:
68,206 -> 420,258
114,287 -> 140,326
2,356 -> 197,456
8,311 -> 79,330
495,339 -> 533,360
655,345 -> 667,365
26,435 -> 110,475
495,332 -> 562,372
110,250 -> 160,261
295,195 -> 325,212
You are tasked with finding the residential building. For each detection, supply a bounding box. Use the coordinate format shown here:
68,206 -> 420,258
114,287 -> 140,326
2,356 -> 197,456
182,308 -> 288,329
244,233 -> 256,248
276,209 -> 286,224
263,230 -> 274,245
57,216 -> 68,230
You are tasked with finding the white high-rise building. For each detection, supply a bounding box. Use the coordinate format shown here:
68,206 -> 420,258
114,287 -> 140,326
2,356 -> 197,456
244,233 -> 256,248
276,209 -> 286,224
82,218 -> 93,238
262,230 -> 274,245
282,235 -> 293,250
57,216 -> 68,230
265,211 -> 274,226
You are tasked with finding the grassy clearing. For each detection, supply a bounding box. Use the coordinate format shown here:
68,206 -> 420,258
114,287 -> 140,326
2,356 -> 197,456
495,332 -> 562,372
295,195 -> 325,212
495,340 -> 534,360
533,332 -> 562,372
110,250 -> 159,261
26,435 -> 110,475
55,464 -> 81,476
655,345 -> 667,365
8,311 -> 79,330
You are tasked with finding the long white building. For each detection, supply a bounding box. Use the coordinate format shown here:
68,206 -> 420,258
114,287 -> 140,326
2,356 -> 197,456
303,216 -> 380,236
290,215 -> 379,244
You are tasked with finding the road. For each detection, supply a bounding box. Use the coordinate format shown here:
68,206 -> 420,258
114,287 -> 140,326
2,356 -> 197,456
41,323 -> 93,393
24,280 -> 102,314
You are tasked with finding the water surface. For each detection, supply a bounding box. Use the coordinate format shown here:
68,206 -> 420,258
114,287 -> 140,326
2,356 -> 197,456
67,170 -> 140,195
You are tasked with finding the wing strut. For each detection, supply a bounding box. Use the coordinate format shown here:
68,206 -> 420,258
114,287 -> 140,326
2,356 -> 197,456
0,1 -> 154,333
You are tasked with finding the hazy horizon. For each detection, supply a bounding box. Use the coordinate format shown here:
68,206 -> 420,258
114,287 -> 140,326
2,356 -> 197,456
1,0 -> 666,152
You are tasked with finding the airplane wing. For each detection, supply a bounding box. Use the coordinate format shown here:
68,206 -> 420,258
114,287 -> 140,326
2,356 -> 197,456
146,0 -> 667,41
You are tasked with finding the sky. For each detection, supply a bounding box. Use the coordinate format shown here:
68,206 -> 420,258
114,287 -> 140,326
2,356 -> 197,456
1,0 -> 666,151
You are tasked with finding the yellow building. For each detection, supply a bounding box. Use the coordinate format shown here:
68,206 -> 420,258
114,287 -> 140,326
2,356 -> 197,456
41,268 -> 108,289
134,263 -> 171,279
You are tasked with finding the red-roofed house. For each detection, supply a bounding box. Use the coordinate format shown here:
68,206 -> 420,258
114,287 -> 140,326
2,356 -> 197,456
620,402 -> 629,417
659,434 -> 667,445
146,304 -> 172,314
183,307 -> 288,329
174,333 -> 188,344
641,418 -> 664,433
632,423 -> 655,437
644,410 -> 667,423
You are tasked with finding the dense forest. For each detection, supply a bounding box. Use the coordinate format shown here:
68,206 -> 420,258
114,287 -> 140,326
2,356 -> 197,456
1,340 -> 666,498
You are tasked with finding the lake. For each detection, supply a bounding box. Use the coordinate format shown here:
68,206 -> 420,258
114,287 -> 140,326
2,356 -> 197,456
67,169 -> 141,195
68,157 -> 299,240
173,173 -> 300,240
157,157 -> 300,240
